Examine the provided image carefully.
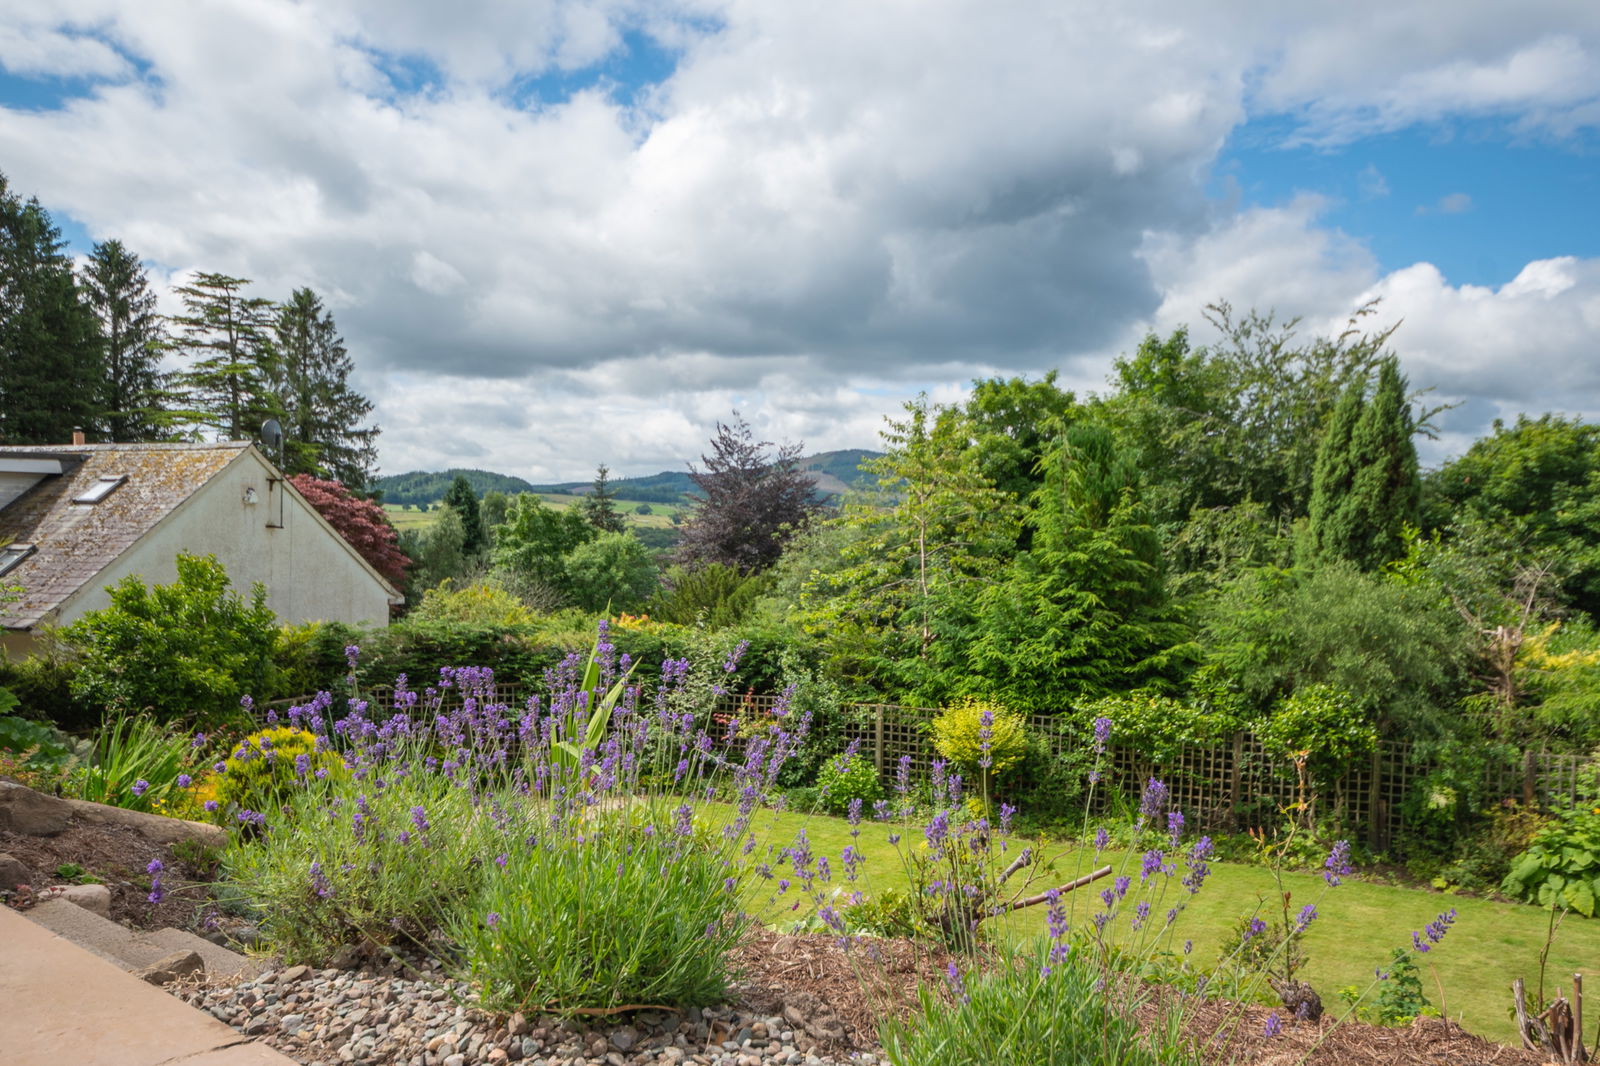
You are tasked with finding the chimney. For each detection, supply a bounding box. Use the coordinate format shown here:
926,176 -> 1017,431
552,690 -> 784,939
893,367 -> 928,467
71,427 -> 85,446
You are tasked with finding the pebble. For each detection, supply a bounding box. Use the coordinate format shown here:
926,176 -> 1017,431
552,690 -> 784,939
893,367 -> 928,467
173,965 -> 868,1066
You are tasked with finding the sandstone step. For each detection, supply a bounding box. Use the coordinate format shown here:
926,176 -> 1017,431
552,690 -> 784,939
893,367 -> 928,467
21,899 -> 269,980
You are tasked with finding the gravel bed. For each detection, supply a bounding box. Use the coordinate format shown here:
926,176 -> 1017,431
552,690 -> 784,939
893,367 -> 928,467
176,964 -> 879,1066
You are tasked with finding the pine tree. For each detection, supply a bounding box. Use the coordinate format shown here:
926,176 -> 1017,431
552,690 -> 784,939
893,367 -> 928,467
81,239 -> 176,441
168,272 -> 278,440
580,464 -> 626,533
442,475 -> 486,557
0,172 -> 104,443
1310,357 -> 1420,570
272,288 -> 379,489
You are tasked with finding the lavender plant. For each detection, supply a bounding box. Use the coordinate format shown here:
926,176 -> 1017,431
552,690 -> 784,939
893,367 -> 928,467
214,622 -> 814,1011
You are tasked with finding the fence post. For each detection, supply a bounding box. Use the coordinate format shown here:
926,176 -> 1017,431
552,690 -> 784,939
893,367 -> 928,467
1229,732 -> 1244,831
1367,748 -> 1384,852
874,705 -> 885,775
1523,749 -> 1538,807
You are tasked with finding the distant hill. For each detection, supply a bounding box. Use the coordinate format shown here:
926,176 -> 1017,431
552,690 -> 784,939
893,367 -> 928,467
374,468 -> 537,505
377,449 -> 881,507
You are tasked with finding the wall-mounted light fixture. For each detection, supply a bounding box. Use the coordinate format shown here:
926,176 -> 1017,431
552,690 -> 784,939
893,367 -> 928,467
243,486 -> 259,505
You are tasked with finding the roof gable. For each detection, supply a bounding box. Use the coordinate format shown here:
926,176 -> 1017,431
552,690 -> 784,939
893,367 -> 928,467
0,442 -> 249,629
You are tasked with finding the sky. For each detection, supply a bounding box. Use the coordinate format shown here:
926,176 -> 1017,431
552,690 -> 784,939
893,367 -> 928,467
1,1 -> 1597,482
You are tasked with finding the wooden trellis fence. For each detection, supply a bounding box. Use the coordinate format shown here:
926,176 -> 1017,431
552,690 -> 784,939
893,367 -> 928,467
259,687 -> 1594,848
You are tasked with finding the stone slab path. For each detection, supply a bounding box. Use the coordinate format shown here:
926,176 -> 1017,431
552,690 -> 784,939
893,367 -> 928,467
0,904 -> 296,1066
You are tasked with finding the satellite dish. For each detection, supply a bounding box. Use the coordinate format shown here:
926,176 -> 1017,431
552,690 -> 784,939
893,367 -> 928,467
259,419 -> 284,462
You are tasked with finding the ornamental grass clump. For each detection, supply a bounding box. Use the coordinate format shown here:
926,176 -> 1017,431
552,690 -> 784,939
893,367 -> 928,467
212,621 -> 814,1013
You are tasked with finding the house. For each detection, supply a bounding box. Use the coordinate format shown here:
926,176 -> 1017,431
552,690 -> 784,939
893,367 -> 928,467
0,440 -> 402,657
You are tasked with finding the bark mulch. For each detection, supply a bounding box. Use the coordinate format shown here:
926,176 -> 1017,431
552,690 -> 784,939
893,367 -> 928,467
730,927 -> 1557,1066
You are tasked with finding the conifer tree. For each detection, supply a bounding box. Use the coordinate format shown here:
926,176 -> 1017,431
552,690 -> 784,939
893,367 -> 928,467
272,287 -> 379,489
81,239 -> 176,441
442,474 -> 487,557
580,464 -> 626,533
168,272 -> 278,440
0,173 -> 104,443
1309,357 -> 1420,570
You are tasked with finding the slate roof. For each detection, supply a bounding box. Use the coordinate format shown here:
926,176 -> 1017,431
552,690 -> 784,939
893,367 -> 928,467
0,442 -> 250,629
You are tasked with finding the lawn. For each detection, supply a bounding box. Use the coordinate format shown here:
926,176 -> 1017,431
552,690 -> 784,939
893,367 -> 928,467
738,806 -> 1597,1048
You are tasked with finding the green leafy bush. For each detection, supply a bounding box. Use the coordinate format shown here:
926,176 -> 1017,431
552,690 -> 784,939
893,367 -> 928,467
1501,805 -> 1600,916
931,697 -> 1028,784
1259,684 -> 1378,767
65,552 -> 279,725
1076,691 -> 1235,765
815,750 -> 882,815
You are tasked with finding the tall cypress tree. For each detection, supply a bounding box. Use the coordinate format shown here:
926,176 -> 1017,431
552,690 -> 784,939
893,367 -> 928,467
1310,357 -> 1420,570
272,287 -> 379,489
168,272 -> 278,440
442,475 -> 486,557
0,173 -> 104,443
81,239 -> 176,441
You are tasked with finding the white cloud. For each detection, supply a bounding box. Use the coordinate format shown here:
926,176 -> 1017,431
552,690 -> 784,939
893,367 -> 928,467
0,1 -> 1596,476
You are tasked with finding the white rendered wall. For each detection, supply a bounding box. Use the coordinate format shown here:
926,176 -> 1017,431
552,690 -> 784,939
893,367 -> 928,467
51,451 -> 394,630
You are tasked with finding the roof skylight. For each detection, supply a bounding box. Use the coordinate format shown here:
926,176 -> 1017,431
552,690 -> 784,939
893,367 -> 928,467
72,475 -> 127,505
0,543 -> 35,577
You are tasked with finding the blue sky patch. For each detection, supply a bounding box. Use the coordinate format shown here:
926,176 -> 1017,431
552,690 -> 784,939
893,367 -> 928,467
1215,116 -> 1600,287
508,28 -> 682,111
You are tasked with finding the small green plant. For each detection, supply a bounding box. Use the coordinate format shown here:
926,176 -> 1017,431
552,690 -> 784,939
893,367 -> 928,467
815,749 -> 882,815
1501,803 -> 1600,916
0,714 -> 75,771
53,863 -> 100,884
1347,948 -> 1431,1024
880,939 -> 1199,1066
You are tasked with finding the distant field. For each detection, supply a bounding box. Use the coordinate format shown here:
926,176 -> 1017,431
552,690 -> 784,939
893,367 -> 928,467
383,496 -> 687,533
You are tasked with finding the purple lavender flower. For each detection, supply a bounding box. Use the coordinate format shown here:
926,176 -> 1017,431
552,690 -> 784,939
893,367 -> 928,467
1294,904 -> 1317,933
1263,1012 -> 1282,1038
410,805 -> 429,834
1132,900 -> 1151,930
309,860 -> 331,898
147,858 -> 164,875
999,803 -> 1016,834
486,911 -> 501,929
495,852 -> 509,868
1411,907 -> 1457,953
1137,777 -> 1169,826
1167,810 -> 1185,848
1182,836 -> 1214,895
345,644 -> 361,670
1243,916 -> 1268,942
945,962 -> 970,1004
1323,839 -> 1353,887
977,708 -> 995,770
191,732 -> 207,748
925,811 -> 950,851
131,779 -> 149,797
1139,848 -> 1167,884
203,800 -> 219,813
1093,715 -> 1112,753
175,774 -> 192,789
1094,826 -> 1110,853
894,755 -> 913,797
